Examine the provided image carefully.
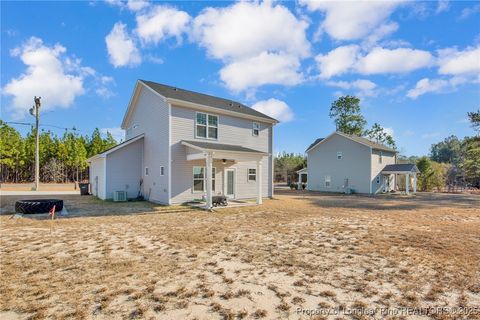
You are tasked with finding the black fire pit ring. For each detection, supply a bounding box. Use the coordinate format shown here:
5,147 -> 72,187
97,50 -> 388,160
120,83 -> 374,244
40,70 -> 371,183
15,199 -> 63,214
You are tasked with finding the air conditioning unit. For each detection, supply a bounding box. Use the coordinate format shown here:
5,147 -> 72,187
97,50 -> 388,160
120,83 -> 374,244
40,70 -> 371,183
113,191 -> 127,202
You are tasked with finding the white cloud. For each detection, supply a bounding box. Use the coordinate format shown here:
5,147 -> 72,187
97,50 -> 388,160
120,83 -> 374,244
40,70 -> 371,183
220,52 -> 303,92
327,79 -> 377,97
315,45 -> 359,79
437,46 -> 480,76
300,0 -> 402,41
316,46 -> 433,78
251,98 -> 294,123
436,0 -> 449,14
135,5 -> 190,45
101,127 -> 124,142
407,78 -> 450,99
105,22 -> 141,67
2,37 -> 85,119
192,1 -> 309,92
459,3 -> 480,20
384,127 -> 395,138
356,47 -> 433,74
192,1 -> 310,61
127,0 -> 149,12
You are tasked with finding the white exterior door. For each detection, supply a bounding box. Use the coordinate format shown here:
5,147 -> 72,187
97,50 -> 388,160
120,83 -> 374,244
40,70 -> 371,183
225,169 -> 235,198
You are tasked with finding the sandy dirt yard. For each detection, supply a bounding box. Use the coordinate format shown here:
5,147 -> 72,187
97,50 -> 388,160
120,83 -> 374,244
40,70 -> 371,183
1,192 -> 479,320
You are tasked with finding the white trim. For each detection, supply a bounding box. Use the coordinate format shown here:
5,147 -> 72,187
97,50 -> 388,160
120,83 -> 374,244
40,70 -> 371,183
306,132 -> 397,154
192,166 -> 216,193
224,168 -> 236,198
324,175 -> 331,188
195,111 -> 218,140
86,134 -> 144,162
121,80 -> 168,129
103,157 -> 107,200
167,97 -> 278,124
168,102 -> 172,204
369,146 -> 373,194
247,168 -> 257,182
252,121 -> 260,137
181,141 -> 269,156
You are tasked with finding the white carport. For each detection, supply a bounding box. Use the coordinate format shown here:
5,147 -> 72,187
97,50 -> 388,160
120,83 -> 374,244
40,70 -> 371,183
181,140 -> 268,209
87,134 -> 144,200
381,164 -> 420,194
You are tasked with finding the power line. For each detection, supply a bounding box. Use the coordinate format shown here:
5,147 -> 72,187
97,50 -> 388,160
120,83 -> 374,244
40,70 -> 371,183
4,121 -> 112,137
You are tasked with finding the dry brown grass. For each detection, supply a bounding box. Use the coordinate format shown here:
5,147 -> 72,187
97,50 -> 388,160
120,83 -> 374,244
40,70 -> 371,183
0,192 -> 479,319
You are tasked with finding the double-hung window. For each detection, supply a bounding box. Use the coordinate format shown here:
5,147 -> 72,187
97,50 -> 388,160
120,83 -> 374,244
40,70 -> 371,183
193,166 -> 216,192
248,168 -> 256,182
196,113 -> 218,139
252,122 -> 260,136
325,176 -> 331,187
337,152 -> 343,160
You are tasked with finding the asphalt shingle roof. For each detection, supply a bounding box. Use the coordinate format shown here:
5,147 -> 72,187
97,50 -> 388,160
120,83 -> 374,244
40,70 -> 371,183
382,164 -> 420,173
306,132 -> 397,153
182,140 -> 266,154
140,80 -> 277,122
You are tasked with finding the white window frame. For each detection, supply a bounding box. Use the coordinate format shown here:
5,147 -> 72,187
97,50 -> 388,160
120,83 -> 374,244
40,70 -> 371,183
337,152 -> 343,160
145,167 -> 149,176
248,168 -> 257,182
195,112 -> 218,140
325,176 -> 331,188
379,151 -> 383,164
252,122 -> 260,137
192,166 -> 216,193
160,166 -> 165,176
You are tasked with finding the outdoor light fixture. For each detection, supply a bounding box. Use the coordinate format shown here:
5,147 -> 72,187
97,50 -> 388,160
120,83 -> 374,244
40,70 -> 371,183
222,159 -> 227,164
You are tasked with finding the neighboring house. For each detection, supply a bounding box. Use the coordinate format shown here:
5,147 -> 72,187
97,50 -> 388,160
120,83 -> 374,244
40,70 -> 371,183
305,132 -> 418,194
87,80 -> 277,207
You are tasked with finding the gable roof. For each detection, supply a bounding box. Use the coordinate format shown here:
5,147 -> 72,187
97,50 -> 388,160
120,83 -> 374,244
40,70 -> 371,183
305,138 -> 324,152
382,163 -> 419,173
306,132 -> 397,153
182,140 -> 267,155
140,80 -> 278,123
87,134 -> 144,162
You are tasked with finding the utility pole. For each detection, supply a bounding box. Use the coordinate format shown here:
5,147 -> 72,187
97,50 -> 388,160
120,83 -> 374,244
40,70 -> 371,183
29,96 -> 41,191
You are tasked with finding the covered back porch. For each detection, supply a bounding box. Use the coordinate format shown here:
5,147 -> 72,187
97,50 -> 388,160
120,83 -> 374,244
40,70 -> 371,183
381,164 -> 420,194
181,140 -> 268,209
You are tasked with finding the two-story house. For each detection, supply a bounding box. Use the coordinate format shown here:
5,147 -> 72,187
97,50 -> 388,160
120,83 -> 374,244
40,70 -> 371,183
304,132 -> 419,194
87,80 -> 277,207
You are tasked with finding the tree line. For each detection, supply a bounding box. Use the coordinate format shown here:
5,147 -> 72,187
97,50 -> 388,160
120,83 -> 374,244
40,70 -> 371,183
0,120 -> 117,183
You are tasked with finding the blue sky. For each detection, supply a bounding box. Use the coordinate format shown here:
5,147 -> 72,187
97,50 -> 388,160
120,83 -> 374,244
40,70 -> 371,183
1,0 -> 479,156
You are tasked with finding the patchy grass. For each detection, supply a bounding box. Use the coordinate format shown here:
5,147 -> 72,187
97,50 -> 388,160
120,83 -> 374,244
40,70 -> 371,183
0,192 -> 479,319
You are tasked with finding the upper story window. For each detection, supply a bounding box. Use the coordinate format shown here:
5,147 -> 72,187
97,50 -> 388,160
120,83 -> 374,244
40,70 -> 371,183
379,151 -> 383,164
196,112 -> 218,139
252,122 -> 260,136
160,166 -> 165,176
337,152 -> 343,160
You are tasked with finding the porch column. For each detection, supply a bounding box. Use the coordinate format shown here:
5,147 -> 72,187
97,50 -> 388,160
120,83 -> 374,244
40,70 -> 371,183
257,159 -> 262,205
413,173 -> 417,193
405,173 -> 410,194
206,153 -> 213,209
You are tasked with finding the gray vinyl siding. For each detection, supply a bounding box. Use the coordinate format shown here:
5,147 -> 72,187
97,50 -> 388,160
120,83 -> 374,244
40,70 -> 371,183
89,158 -> 105,199
371,149 -> 396,194
105,138 -> 143,199
307,134 -> 371,194
123,85 -> 170,204
170,105 -> 271,204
